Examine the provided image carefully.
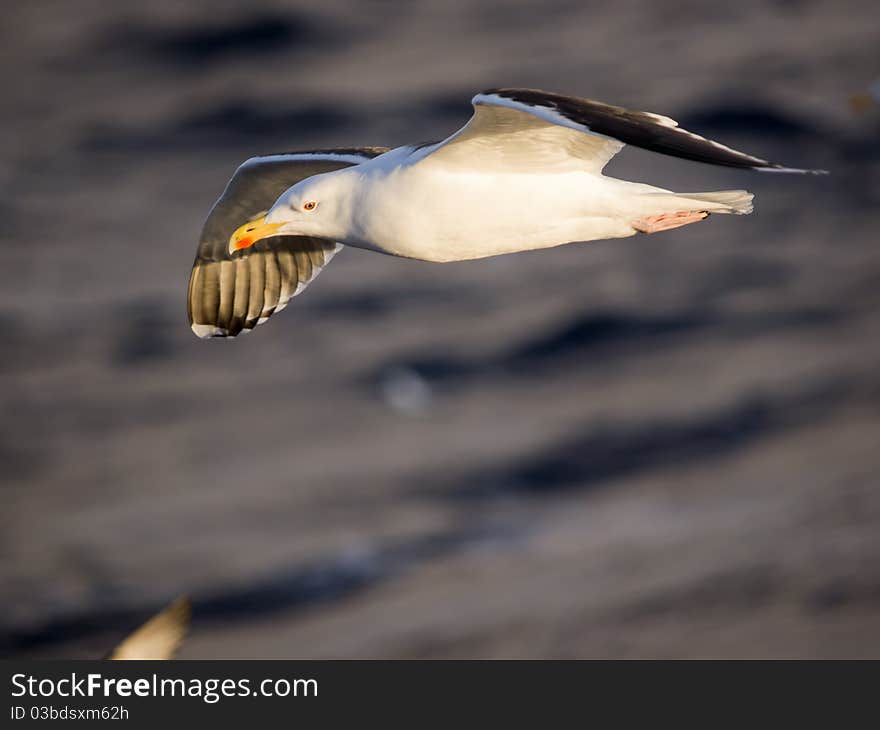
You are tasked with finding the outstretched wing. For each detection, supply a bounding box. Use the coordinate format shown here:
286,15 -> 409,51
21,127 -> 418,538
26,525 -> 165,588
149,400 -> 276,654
188,148 -> 389,338
416,88 -> 825,174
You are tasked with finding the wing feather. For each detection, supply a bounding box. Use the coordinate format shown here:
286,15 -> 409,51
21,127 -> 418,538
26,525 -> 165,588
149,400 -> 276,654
275,249 -> 298,306
293,248 -> 313,290
230,262 -> 251,334
216,261 -> 235,333
245,253 -> 266,327
262,250 -> 281,319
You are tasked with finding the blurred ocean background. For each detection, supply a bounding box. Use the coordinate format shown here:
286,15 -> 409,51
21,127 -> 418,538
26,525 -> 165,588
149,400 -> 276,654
1,0 -> 879,658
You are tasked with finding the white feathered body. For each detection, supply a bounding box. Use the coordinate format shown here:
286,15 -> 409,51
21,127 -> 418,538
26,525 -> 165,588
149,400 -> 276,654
324,149 -> 752,263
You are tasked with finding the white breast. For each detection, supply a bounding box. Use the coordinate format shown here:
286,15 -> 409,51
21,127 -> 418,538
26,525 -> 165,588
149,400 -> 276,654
347,161 -> 636,262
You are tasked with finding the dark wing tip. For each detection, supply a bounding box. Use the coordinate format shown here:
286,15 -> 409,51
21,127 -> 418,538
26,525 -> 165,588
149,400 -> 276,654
756,164 -> 830,175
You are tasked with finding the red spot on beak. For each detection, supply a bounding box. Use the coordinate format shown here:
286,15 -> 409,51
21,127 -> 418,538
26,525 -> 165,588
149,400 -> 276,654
229,218 -> 283,253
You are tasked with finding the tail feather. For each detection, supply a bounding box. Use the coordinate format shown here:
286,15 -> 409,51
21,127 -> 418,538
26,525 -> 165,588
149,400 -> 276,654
639,189 -> 754,216
682,190 -> 754,215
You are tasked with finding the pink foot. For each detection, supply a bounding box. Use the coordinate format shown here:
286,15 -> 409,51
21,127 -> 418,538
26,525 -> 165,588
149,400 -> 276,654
633,210 -> 709,234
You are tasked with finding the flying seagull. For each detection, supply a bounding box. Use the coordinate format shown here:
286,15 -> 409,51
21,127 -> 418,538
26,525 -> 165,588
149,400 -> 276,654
105,595 -> 191,660
188,88 -> 824,338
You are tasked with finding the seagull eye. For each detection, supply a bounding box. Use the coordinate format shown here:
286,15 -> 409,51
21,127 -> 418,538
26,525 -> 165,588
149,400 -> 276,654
303,201 -> 317,211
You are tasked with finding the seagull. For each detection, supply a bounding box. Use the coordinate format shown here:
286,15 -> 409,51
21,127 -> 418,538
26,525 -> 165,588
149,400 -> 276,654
188,88 -> 825,338
105,595 -> 191,660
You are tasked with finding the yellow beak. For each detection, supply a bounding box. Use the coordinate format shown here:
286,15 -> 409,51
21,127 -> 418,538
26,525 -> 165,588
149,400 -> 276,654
228,216 -> 284,253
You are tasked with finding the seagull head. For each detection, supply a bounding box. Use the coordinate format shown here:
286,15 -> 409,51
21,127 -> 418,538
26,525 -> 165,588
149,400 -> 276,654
227,172 -> 351,254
